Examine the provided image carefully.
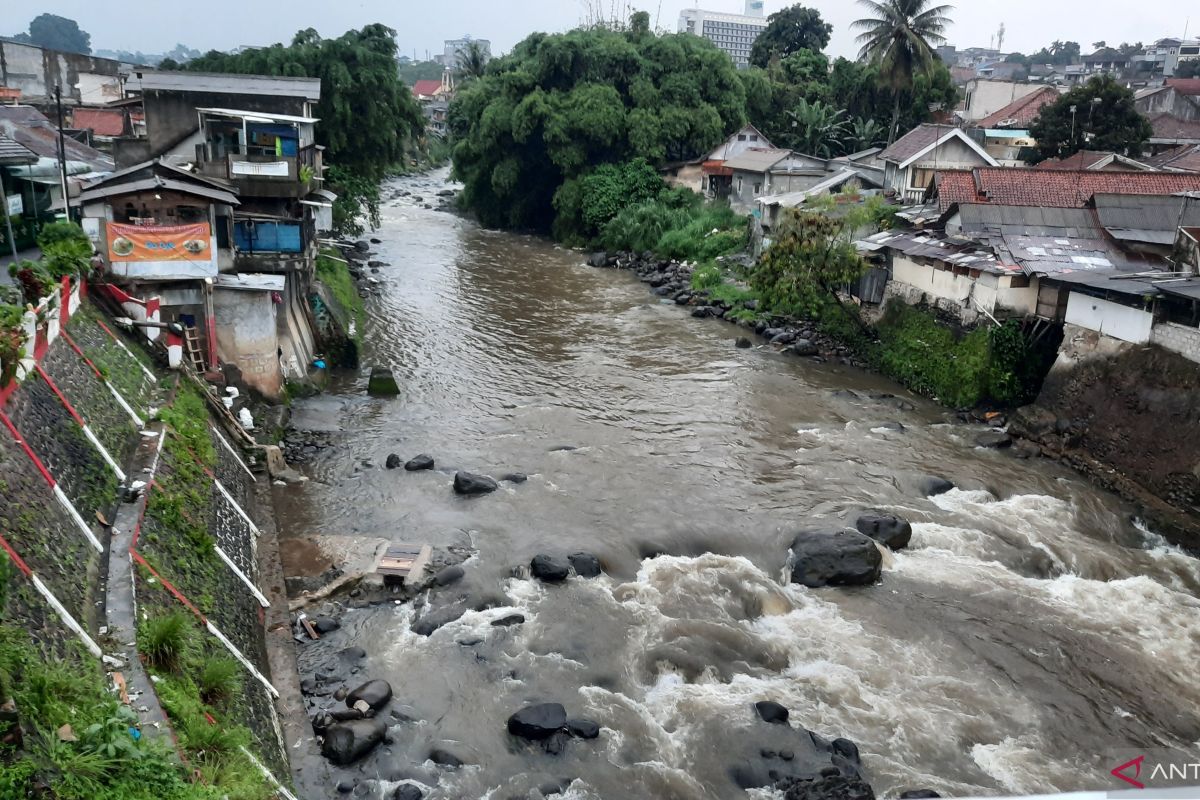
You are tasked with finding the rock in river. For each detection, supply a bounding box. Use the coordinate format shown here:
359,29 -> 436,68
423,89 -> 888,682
346,679 -> 393,711
394,785 -> 424,800
736,337 -> 753,349
531,554 -> 570,582
405,454 -> 435,471
385,454 -> 402,469
567,552 -> 602,578
975,431 -> 1013,449
790,531 -> 882,588
321,718 -> 387,765
368,368 -> 400,397
754,700 -> 790,725
854,514 -> 913,550
453,471 -> 498,495
918,476 -> 955,497
433,565 -> 465,586
313,616 -> 340,634
566,718 -> 601,739
508,703 -> 567,740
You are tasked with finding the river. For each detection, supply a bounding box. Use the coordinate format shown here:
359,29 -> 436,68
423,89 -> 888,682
274,169 -> 1200,800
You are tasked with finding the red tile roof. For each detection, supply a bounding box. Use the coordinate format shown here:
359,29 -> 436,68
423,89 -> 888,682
411,80 -> 443,97
1165,78 -> 1200,96
977,87 -> 1061,128
1149,112 -> 1200,141
71,108 -> 126,137
935,167 -> 1200,212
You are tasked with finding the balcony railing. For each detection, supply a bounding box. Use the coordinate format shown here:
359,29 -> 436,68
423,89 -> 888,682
195,143 -> 321,198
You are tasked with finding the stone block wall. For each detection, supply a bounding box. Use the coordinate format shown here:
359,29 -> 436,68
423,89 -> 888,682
1151,321 -> 1200,364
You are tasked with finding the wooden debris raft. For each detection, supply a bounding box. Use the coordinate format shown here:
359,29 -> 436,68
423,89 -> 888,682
377,544 -> 431,585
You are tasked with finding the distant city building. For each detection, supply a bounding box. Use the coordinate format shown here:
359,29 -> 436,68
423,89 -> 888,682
1133,38 -> 1200,78
442,36 -> 491,71
678,2 -> 767,68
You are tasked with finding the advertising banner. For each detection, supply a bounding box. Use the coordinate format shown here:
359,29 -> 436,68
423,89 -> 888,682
107,222 -> 218,279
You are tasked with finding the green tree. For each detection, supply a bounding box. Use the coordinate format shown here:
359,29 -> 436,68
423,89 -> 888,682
1027,75 -> 1154,162
398,60 -> 446,84
784,98 -> 849,156
1176,60 -> 1200,79
852,0 -> 953,145
749,5 -> 833,67
449,19 -> 747,241
456,40 -> 491,81
24,13 -> 91,54
751,208 -> 868,318
1031,40 -> 1081,65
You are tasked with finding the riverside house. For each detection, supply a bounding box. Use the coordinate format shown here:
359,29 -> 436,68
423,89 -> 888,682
80,70 -> 333,400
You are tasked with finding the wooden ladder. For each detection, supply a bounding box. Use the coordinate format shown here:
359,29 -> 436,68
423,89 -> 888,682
182,325 -> 206,372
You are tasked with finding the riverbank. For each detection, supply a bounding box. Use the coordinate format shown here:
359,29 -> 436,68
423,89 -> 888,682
268,168 -> 1200,799
587,249 -> 1199,553
0,288 -> 298,798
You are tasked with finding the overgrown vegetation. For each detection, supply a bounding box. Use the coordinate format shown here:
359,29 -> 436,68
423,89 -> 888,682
0,565 -> 245,799
601,187 -> 748,261
315,247 -> 366,339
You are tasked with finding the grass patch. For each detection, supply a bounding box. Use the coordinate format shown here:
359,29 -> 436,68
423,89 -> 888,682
198,657 -> 242,706
140,611 -> 193,671
0,577 -> 236,800
316,246 -> 366,338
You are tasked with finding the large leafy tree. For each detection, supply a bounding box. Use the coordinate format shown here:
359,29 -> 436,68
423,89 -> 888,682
852,0 -> 953,146
749,5 -> 833,68
1027,75 -> 1154,162
449,22 -> 747,241
750,209 -> 867,319
16,14 -> 91,54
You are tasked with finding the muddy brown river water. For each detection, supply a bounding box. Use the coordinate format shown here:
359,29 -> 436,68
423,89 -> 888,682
274,170 -> 1200,800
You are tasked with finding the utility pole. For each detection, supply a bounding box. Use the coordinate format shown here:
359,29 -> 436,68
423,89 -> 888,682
54,84 -> 70,220
0,177 -> 18,260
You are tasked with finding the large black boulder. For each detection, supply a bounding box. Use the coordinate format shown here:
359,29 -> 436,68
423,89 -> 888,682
899,791 -> 941,799
567,552 -> 602,578
754,701 -> 790,725
394,786 -> 424,800
530,554 -> 570,583
405,454 -> 435,471
508,703 -> 567,740
975,431 -> 1013,449
433,565 -> 465,586
453,472 -> 499,495
790,531 -> 882,588
385,454 -> 402,469
321,718 -> 387,765
854,514 -> 913,550
345,679 -> 392,711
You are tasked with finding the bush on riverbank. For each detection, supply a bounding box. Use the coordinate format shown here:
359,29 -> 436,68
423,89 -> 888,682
601,189 -> 749,262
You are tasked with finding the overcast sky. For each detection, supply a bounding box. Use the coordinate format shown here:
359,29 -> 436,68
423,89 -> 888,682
11,1 -> 1196,61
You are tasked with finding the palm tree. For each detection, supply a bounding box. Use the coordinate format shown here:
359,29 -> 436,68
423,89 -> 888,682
456,40 -> 490,82
852,0 -> 953,146
786,99 -> 850,158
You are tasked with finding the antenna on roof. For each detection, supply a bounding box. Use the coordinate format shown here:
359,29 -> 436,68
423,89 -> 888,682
997,23 -> 1006,53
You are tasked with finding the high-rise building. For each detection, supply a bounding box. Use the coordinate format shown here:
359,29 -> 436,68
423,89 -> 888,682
678,3 -> 769,68
442,36 -> 492,70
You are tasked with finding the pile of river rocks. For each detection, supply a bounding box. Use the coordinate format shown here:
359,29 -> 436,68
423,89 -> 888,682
586,251 -> 868,368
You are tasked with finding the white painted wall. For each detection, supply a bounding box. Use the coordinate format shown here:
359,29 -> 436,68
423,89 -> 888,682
962,80 -> 1045,122
1064,293 -> 1154,344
